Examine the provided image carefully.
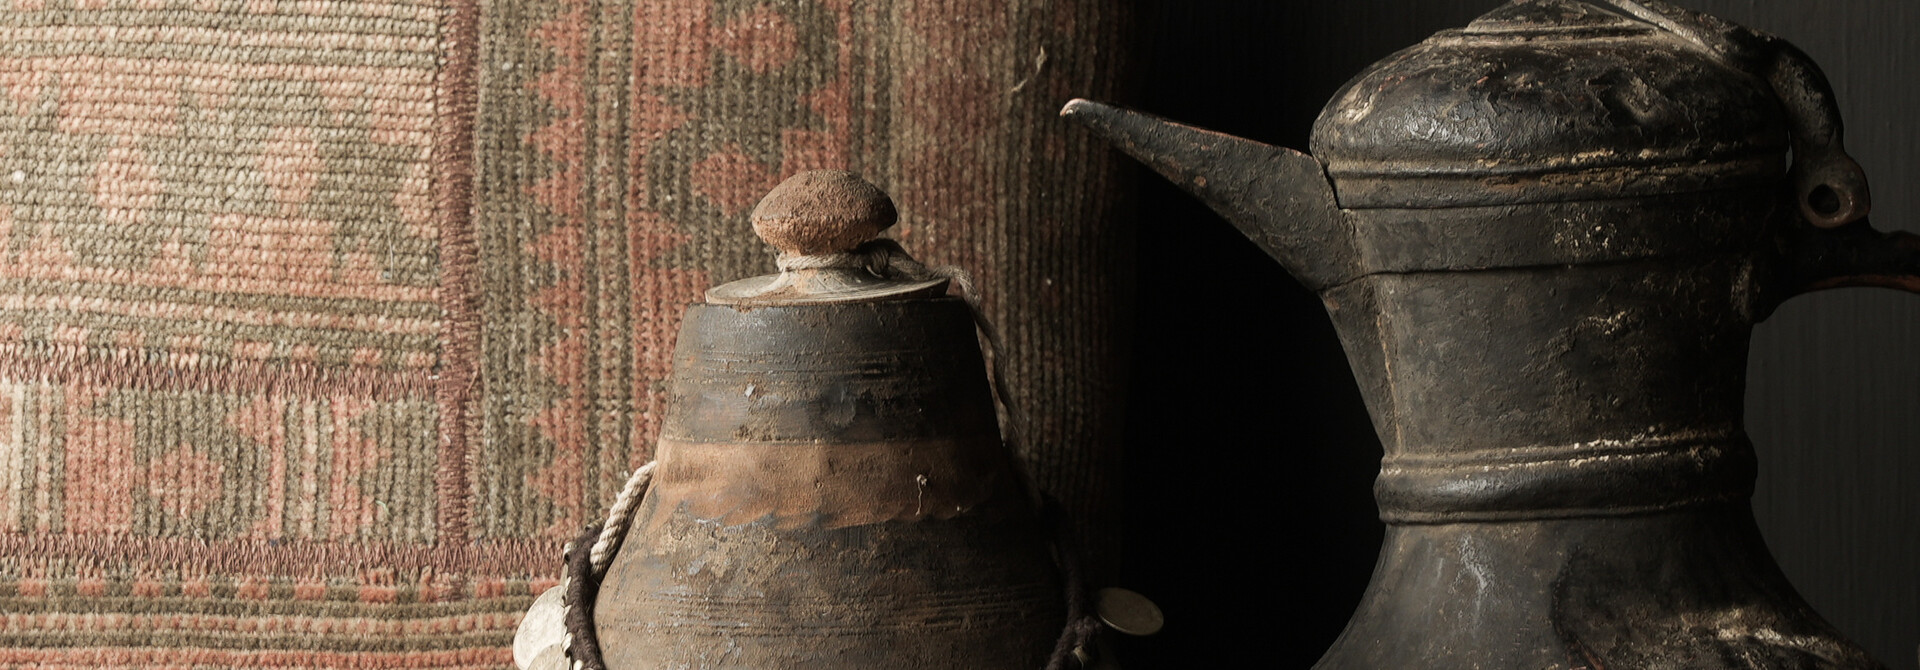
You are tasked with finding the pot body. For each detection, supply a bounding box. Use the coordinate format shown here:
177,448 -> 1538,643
1059,2 -> 1920,666
1311,188 -> 1880,668
594,298 -> 1063,669
1328,506 -> 1873,668
1329,190 -> 1773,523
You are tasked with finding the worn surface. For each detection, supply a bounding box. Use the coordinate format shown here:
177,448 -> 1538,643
595,299 -> 1062,669
1334,506 -> 1880,669
0,0 -> 554,667
1312,0 -> 1788,209
750,170 -> 897,256
1117,0 -> 1920,665
469,0 -> 1137,589
1082,0 -> 1919,668
1701,1 -> 1920,666
0,0 -> 1135,666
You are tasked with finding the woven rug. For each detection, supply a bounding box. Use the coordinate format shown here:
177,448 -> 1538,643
0,0 -> 1132,667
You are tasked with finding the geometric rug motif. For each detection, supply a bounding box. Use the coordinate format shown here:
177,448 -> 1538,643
0,0 -> 542,667
0,0 -> 1134,666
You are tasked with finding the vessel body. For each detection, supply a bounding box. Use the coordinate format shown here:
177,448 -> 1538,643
1061,0 -> 1920,667
1333,192 -> 1771,523
1308,188 -> 1878,668
594,299 -> 1063,669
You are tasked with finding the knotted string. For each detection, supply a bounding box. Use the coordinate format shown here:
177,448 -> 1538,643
1042,494 -> 1106,670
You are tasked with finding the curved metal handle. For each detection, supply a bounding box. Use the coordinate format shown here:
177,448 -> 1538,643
1766,218 -> 1920,311
1747,37 -> 1871,228
1593,0 -> 1911,310
1601,0 -> 1871,227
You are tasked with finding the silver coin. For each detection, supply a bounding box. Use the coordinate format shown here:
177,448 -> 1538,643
513,585 -> 568,669
1095,587 -> 1164,637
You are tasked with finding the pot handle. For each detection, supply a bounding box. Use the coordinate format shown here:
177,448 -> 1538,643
1596,1 -> 1919,305
1601,0 -> 1870,228
1769,219 -> 1920,304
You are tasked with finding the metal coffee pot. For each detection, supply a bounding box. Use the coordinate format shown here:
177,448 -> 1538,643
1066,0 -> 1920,667
518,171 -> 1067,669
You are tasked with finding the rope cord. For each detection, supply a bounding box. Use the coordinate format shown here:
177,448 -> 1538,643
554,464 -> 654,670
1043,494 -> 1106,670
561,523 -> 610,670
589,462 -> 657,574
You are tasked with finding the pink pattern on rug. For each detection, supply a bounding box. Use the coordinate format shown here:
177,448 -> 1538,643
62,385 -> 137,534
523,0 -> 593,536
147,442 -> 226,521
325,397 -> 387,539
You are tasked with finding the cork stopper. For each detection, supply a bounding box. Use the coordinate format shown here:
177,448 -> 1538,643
706,170 -> 948,306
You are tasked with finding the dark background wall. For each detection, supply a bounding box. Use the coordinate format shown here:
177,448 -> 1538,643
1115,1 -> 1920,667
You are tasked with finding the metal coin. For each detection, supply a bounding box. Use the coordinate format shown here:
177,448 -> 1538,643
525,645 -> 570,670
513,585 -> 568,669
1095,587 -> 1163,637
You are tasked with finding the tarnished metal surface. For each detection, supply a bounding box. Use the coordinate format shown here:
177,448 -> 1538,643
1340,510 -> 1881,668
524,646 -> 569,670
591,171 -> 1062,669
1315,9 -> 1784,208
1094,588 -> 1164,637
1064,0 -> 1920,668
647,438 -> 1006,530
596,301 -> 1062,668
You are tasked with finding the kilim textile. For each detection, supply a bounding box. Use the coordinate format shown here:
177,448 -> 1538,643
0,0 -> 1133,667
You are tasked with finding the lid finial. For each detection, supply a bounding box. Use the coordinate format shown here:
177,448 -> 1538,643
707,171 -> 949,305
751,170 -> 898,257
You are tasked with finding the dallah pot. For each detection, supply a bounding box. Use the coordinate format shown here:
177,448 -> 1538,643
1065,0 -> 1920,667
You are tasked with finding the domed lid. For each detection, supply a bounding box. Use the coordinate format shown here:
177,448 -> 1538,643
1310,0 -> 1790,209
707,170 -> 950,305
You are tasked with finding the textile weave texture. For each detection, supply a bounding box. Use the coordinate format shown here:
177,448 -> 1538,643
0,0 -> 1132,667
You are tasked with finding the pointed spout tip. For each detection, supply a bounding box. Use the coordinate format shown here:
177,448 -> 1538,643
1059,97 -> 1100,119
1059,99 -> 1132,133
1056,98 -> 1177,158
1052,98 -> 1356,290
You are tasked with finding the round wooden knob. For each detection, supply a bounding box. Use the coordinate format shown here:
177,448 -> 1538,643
751,170 -> 897,256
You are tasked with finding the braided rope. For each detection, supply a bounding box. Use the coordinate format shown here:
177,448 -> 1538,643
561,524 -> 609,670
555,464 -> 655,670
1043,494 -> 1105,670
589,462 -> 657,574
774,251 -> 865,271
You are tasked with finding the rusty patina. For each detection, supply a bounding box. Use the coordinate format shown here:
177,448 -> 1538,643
591,171 -> 1063,669
1066,0 -> 1920,668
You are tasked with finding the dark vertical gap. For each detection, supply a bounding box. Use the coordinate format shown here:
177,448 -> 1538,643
1114,0 -> 1480,665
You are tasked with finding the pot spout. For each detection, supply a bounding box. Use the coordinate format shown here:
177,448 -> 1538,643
1061,99 -> 1355,289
